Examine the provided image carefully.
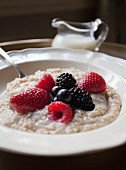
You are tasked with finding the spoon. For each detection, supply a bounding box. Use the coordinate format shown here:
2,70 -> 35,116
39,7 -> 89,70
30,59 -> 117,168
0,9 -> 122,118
0,47 -> 25,78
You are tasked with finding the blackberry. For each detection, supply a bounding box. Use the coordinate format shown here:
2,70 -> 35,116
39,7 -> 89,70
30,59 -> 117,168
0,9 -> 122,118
56,73 -> 76,89
69,87 -> 95,111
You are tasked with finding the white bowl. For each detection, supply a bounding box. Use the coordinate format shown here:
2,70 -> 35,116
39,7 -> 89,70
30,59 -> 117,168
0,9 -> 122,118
0,48 -> 126,156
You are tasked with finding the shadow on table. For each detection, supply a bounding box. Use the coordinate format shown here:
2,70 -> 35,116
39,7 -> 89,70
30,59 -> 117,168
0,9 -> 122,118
0,143 -> 126,170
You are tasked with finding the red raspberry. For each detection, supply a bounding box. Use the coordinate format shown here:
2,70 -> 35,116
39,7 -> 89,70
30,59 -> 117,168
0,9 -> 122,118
48,101 -> 73,123
10,88 -> 51,114
78,72 -> 106,93
35,74 -> 55,92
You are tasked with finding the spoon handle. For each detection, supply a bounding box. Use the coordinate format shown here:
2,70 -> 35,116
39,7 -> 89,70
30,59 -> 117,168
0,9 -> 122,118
0,47 -> 25,78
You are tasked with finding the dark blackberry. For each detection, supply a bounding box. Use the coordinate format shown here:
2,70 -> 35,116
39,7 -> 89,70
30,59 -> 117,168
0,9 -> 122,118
56,73 -> 76,89
69,87 -> 95,111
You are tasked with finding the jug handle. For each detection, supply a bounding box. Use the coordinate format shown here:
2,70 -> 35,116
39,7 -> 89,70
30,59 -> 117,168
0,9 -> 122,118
94,19 -> 109,51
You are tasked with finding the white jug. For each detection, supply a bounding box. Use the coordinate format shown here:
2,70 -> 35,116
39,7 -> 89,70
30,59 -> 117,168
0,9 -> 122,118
51,18 -> 109,51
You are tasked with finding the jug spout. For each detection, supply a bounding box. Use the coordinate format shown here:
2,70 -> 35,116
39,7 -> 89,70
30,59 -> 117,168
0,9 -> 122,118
52,18 -> 67,28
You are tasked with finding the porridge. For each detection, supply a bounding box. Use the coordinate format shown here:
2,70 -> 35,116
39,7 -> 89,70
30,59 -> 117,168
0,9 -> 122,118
0,68 -> 121,134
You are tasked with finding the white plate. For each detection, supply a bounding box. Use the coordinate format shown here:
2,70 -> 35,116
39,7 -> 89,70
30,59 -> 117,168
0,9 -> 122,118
0,48 -> 126,156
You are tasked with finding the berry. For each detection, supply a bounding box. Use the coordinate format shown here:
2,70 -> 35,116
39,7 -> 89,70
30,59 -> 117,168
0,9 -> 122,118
56,73 -> 76,89
48,101 -> 73,123
56,89 -> 72,104
70,87 -> 95,111
51,86 -> 62,97
35,74 -> 55,92
78,72 -> 106,93
10,88 -> 51,114
53,97 -> 58,102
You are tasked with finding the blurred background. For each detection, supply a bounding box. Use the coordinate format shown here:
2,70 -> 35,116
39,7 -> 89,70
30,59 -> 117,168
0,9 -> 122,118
0,0 -> 125,44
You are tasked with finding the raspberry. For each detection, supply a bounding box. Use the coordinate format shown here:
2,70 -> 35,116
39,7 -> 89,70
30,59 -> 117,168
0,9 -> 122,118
56,73 -> 76,89
48,101 -> 73,123
10,88 -> 51,114
35,74 -> 55,92
70,87 -> 95,111
78,72 -> 106,93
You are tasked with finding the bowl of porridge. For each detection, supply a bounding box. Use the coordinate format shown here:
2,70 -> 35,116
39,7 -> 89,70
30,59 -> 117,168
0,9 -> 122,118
0,48 -> 126,156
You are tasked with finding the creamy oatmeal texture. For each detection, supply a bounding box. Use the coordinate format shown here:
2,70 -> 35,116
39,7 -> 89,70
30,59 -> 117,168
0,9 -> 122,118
0,68 -> 121,134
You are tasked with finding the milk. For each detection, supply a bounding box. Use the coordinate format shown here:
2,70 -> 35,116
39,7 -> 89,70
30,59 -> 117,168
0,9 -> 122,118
52,34 -> 96,51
